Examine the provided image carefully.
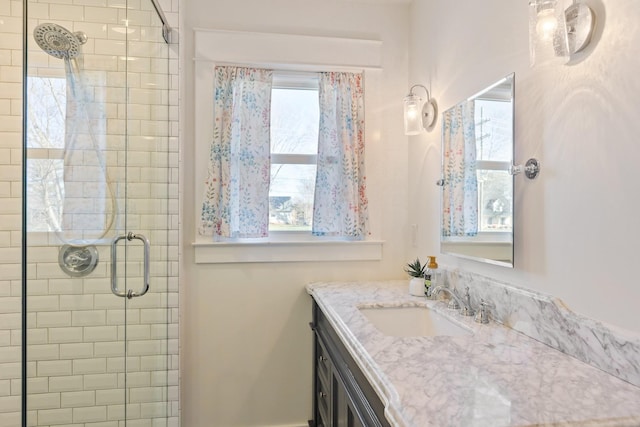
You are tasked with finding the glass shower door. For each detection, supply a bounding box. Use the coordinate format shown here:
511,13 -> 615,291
118,2 -> 172,422
24,0 -> 172,426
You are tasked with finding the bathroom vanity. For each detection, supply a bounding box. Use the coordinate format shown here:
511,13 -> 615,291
307,280 -> 640,427
311,301 -> 390,427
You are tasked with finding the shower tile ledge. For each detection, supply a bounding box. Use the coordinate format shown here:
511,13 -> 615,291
307,280 -> 640,427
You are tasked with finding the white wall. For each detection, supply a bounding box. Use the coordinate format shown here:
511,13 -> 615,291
408,0 -> 640,333
181,1 -> 410,425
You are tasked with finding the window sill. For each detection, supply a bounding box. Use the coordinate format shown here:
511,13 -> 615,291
192,239 -> 384,264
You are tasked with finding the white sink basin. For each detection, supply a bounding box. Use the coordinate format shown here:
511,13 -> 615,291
359,306 -> 472,337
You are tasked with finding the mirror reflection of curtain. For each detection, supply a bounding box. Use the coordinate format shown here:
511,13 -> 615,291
442,100 -> 478,237
199,66 -> 273,239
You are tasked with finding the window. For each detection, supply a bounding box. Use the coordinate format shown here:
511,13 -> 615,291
26,72 -> 110,239
26,76 -> 66,232
192,29 -> 384,262
200,67 -> 367,240
269,73 -> 319,232
474,98 -> 513,234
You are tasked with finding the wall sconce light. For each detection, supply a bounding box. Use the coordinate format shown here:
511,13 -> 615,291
528,0 -> 595,66
403,84 -> 438,135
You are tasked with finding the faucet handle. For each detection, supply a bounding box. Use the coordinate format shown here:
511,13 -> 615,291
446,287 -> 461,309
447,297 -> 460,310
474,299 -> 494,324
459,287 -> 475,317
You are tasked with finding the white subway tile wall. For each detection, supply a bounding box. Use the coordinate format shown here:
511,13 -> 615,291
0,0 -> 180,425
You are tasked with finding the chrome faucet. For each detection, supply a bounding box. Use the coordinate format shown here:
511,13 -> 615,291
430,286 -> 475,316
475,299 -> 494,324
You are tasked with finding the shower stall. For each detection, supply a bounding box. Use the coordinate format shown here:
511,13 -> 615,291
0,0 -> 179,425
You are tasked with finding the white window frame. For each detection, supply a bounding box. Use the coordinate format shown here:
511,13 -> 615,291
192,29 -> 384,263
269,71 -> 319,235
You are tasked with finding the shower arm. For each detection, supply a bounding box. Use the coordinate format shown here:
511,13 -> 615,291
150,0 -> 172,43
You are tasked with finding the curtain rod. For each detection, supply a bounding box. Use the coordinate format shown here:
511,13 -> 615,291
192,58 -> 379,73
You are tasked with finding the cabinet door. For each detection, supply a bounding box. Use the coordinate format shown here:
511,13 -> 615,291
347,406 -> 365,427
313,300 -> 389,427
332,368 -> 366,427
332,369 -> 347,426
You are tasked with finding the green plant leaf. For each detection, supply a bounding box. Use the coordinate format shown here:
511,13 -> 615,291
404,257 -> 425,278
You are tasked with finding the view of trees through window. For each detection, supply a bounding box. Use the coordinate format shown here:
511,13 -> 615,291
26,77 -> 66,232
474,99 -> 513,233
269,87 -> 319,231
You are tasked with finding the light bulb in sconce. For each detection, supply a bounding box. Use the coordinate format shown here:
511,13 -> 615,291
529,0 -> 569,66
403,94 -> 423,135
536,8 -> 559,41
403,85 -> 437,135
529,0 -> 596,67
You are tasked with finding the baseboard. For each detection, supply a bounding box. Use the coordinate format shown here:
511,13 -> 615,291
265,424 -> 309,427
255,423 -> 309,427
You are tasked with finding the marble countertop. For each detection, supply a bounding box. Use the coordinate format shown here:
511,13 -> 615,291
307,280 -> 640,427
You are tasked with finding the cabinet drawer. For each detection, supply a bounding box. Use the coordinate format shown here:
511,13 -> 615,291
316,338 -> 331,386
316,368 -> 330,427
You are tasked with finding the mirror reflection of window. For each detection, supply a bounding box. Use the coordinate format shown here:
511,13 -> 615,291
474,98 -> 513,234
474,99 -> 512,162
440,73 -> 514,268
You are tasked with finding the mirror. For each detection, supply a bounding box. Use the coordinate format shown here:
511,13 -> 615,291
440,73 -> 514,267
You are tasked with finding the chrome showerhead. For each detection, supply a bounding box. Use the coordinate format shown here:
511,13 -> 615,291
33,23 -> 87,60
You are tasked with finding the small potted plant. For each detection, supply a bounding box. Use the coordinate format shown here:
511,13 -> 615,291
405,257 -> 425,296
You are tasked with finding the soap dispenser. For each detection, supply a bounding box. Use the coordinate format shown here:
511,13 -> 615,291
424,256 -> 438,297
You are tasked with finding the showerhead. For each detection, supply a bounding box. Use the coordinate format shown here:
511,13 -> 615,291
33,23 -> 87,60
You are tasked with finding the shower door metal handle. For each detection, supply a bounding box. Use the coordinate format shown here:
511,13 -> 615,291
111,232 -> 151,299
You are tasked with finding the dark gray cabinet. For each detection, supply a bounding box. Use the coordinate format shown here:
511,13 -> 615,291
310,299 -> 391,427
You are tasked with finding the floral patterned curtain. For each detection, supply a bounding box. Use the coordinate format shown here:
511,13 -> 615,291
199,66 -> 273,238
442,100 -> 478,237
312,72 -> 368,238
